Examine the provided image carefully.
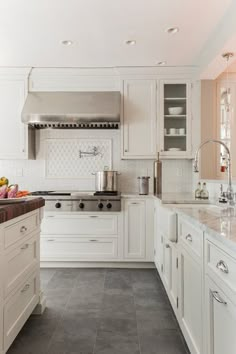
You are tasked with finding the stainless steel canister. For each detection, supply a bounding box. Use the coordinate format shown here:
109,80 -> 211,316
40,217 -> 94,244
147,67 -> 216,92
138,176 -> 150,195
93,171 -> 119,192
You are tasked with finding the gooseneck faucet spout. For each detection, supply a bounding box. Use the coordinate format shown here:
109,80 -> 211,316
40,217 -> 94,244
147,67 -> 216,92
193,139 -> 234,206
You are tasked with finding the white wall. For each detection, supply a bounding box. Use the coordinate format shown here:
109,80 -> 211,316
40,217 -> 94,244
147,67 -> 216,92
0,129 -> 193,194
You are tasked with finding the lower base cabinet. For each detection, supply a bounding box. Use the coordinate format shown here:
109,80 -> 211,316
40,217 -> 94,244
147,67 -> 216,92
41,237 -> 118,261
4,271 -> 39,352
41,198 -> 154,264
0,208 -> 42,354
205,275 -> 236,354
155,205 -> 236,354
179,246 -> 203,354
124,200 -> 146,259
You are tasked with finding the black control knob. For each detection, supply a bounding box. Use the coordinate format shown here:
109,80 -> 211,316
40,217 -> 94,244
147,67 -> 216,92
55,202 -> 61,209
79,202 -> 84,209
107,203 -> 112,209
98,202 -> 104,209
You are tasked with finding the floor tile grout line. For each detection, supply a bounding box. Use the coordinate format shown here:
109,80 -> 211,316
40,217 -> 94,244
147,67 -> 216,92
92,268 -> 107,354
132,276 -> 143,354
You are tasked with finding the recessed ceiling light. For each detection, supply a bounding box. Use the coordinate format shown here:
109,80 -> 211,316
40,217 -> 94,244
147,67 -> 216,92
166,27 -> 179,34
157,61 -> 167,66
61,40 -> 73,46
125,39 -> 136,46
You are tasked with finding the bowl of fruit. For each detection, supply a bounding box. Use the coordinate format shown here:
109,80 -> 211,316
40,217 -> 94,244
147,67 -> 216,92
0,177 -> 30,203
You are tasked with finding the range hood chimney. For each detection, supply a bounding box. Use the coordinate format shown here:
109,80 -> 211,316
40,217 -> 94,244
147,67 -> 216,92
22,91 -> 120,129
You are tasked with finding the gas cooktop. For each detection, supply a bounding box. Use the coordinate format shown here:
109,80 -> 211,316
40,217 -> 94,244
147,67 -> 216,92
32,190 -> 121,212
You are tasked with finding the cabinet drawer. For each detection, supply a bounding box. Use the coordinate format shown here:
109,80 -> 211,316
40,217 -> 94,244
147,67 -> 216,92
41,214 -> 118,236
4,212 -> 39,249
179,218 -> 203,258
4,271 -> 39,352
41,236 -> 118,260
4,233 -> 39,298
206,240 -> 236,294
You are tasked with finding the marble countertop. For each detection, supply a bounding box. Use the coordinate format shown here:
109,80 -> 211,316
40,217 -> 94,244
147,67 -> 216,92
0,197 -> 45,223
154,192 -> 211,204
165,202 -> 236,253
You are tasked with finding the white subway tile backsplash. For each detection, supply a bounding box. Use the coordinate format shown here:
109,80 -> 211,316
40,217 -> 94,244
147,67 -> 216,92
0,129 -> 193,193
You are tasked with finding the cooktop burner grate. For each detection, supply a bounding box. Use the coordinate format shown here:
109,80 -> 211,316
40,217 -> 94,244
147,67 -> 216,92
93,191 -> 118,196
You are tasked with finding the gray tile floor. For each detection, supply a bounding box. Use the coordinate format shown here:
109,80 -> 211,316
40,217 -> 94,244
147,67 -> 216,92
7,268 -> 190,354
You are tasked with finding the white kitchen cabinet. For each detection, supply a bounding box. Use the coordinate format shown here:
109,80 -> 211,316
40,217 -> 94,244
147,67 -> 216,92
4,270 -> 39,352
124,199 -> 146,259
40,212 -> 121,262
122,79 -> 157,159
0,208 -> 43,354
179,245 -> 203,354
205,275 -> 236,354
159,79 -> 192,158
0,69 -> 34,160
41,236 -> 118,261
169,243 -> 178,311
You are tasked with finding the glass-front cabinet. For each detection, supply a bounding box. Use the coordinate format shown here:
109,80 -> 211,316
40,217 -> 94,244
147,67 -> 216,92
159,80 -> 192,158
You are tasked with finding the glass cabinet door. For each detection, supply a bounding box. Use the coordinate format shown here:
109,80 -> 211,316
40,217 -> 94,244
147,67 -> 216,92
160,80 -> 191,157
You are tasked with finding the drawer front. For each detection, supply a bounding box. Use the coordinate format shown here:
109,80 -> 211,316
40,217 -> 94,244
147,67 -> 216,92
206,240 -> 236,293
4,212 -> 39,249
41,236 -> 118,260
4,271 -> 39,352
41,214 -> 118,236
179,218 -> 203,258
4,233 -> 39,298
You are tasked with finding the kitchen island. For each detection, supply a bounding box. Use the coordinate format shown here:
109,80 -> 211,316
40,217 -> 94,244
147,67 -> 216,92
0,197 -> 45,354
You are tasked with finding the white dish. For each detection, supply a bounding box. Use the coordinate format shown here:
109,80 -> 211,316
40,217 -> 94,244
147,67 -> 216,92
0,197 -> 28,204
167,148 -> 182,151
168,107 -> 184,115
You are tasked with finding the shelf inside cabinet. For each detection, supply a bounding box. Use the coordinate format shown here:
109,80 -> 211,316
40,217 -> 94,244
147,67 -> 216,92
165,134 -> 186,137
164,97 -> 187,101
164,115 -> 186,118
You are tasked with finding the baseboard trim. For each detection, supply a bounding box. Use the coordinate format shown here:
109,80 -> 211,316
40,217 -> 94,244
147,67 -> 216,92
40,261 -> 155,269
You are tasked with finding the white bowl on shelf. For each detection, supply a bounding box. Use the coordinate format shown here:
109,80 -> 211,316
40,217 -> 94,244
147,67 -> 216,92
168,107 -> 184,115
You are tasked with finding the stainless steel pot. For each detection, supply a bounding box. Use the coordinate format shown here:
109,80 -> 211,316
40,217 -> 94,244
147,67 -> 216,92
92,171 -> 119,192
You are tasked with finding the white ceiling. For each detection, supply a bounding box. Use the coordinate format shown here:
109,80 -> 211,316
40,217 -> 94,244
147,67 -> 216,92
0,0 -> 233,68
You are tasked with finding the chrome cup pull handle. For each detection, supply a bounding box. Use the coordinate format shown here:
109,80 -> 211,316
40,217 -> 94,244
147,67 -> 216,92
185,234 -> 192,242
21,244 -> 29,250
21,284 -> 30,293
216,260 -> 229,274
212,291 -> 227,305
20,226 -> 27,233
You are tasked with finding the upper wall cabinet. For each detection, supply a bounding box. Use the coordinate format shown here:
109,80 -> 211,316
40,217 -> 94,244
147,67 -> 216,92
0,69 -> 34,160
121,79 -> 157,159
159,80 -> 192,158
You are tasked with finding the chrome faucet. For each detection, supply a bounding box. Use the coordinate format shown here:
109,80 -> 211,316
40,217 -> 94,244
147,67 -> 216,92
193,139 -> 234,206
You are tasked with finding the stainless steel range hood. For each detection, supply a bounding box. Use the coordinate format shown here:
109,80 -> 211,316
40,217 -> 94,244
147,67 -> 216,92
22,91 -> 120,129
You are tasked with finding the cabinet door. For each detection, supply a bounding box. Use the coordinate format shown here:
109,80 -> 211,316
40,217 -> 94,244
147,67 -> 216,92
163,239 -> 171,290
179,246 -> 203,354
154,202 -> 163,271
124,200 -> 146,259
205,276 -> 236,354
169,244 -> 178,311
159,80 -> 192,158
0,72 -> 29,159
122,79 -> 157,159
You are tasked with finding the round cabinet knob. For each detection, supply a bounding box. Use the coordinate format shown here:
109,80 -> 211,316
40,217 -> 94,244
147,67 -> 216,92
55,202 -> 61,209
98,202 -> 104,209
106,203 -> 112,209
79,202 -> 84,209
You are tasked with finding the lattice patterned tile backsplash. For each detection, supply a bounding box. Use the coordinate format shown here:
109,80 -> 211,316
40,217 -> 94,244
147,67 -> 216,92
46,138 -> 112,178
